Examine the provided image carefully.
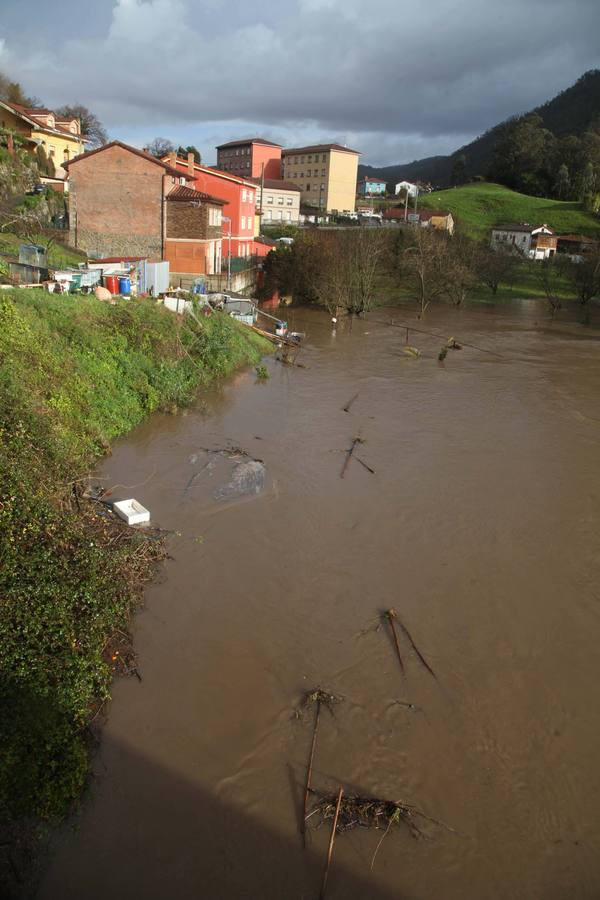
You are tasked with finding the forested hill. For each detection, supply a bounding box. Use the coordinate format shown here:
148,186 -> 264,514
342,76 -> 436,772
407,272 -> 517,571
360,70 -> 600,189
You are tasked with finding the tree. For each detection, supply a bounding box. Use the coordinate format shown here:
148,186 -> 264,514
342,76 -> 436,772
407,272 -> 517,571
400,227 -> 449,316
475,243 -> 518,296
55,104 -> 108,148
147,137 -> 175,158
537,257 -> 566,316
0,70 -> 40,107
443,235 -> 478,306
177,145 -> 201,163
562,251 -> 600,306
451,153 -> 467,187
554,163 -> 570,200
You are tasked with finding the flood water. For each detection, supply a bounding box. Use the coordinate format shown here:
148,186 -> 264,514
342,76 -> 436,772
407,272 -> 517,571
38,302 -> 600,899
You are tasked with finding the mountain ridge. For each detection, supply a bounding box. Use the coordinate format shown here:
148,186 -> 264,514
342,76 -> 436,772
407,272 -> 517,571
360,70 -> 600,189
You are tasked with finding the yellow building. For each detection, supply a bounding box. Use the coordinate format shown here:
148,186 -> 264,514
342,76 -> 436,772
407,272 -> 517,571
281,143 -> 360,214
0,100 -> 87,180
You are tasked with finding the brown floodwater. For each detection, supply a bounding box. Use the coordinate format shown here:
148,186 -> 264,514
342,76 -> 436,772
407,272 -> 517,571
38,301 -> 600,900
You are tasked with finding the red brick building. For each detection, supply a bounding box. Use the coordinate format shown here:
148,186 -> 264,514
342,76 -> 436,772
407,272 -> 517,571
215,138 -> 282,180
65,141 -> 224,275
166,154 -> 257,258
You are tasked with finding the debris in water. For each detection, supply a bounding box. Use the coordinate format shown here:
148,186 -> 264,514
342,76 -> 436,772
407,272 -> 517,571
342,392 -> 359,413
384,609 -> 405,676
394,612 -> 438,681
296,688 -> 342,848
213,459 -> 265,501
438,346 -> 448,362
308,791 -> 455,840
402,346 -> 421,358
318,787 -> 344,899
112,498 -> 150,526
339,436 -> 373,479
446,336 -> 462,350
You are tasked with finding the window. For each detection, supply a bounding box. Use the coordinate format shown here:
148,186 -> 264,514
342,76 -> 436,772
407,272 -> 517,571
322,169 -> 326,176
248,192 -> 254,204
286,197 -> 293,206
307,169 -> 311,177
286,212 -> 292,221
301,156 -> 305,163
308,154 -> 312,161
235,149 -> 239,156
299,172 -> 304,178
267,195 -> 273,204
277,210 -> 283,220
179,176 -> 186,185
241,215 -> 246,229
322,153 -> 326,161
242,189 -> 247,201
306,184 -> 310,191
277,196 -> 284,205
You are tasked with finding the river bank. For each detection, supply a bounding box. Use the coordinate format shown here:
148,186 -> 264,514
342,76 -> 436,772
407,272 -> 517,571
0,290 -> 269,892
36,301 -> 600,899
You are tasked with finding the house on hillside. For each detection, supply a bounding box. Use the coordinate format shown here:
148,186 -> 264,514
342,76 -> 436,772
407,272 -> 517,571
382,207 -> 454,233
0,100 -> 88,182
490,223 -> 557,259
419,209 -> 454,234
556,233 -> 597,257
357,176 -> 387,197
65,141 -> 225,277
394,180 -> 419,197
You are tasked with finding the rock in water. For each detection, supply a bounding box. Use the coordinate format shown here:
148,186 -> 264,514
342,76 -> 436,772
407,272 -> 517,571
213,460 -> 265,501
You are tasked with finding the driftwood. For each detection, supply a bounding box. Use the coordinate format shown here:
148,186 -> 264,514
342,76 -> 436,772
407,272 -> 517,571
340,437 -> 363,478
394,611 -> 438,681
308,791 -> 455,840
318,787 -> 343,900
385,609 -> 405,676
296,690 -> 341,848
343,392 -> 359,413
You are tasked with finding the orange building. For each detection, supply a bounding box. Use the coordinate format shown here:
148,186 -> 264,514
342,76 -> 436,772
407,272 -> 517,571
215,138 -> 282,180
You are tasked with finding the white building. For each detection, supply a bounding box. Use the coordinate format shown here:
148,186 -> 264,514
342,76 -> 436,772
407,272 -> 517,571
490,223 -> 557,260
251,178 -> 301,224
394,180 -> 419,197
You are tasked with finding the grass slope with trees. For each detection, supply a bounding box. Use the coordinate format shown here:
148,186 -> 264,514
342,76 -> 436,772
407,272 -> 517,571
418,182 -> 600,239
0,292 -> 269,835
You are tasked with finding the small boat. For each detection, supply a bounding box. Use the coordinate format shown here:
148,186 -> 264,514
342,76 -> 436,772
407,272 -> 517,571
113,498 -> 150,525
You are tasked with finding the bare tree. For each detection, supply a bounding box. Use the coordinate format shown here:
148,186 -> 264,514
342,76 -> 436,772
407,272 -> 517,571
146,137 -> 176,159
476,243 -> 518,296
537,257 -> 565,316
401,227 -> 448,316
444,235 -> 478,306
562,250 -> 600,306
55,104 -> 108,148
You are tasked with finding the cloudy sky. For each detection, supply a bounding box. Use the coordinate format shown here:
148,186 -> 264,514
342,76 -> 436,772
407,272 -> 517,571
1,0 -> 599,167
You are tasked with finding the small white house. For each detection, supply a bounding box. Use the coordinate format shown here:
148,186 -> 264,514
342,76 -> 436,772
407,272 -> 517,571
490,223 -> 557,260
394,180 -> 419,197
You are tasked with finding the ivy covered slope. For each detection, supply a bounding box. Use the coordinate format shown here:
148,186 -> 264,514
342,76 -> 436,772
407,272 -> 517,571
0,291 -> 268,819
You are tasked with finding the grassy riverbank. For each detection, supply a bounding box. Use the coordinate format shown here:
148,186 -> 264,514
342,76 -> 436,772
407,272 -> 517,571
0,291 -> 269,826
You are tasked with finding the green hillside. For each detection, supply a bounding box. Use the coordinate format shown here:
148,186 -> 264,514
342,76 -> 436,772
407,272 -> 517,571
419,182 -> 600,238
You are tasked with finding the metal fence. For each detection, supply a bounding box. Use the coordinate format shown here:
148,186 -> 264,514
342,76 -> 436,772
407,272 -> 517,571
221,254 -> 259,273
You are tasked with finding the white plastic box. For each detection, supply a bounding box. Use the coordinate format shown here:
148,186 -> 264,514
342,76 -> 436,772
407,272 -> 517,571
113,499 -> 150,526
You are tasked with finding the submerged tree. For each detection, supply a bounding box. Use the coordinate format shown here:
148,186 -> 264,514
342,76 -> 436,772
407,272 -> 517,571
400,227 -> 449,316
562,251 -> 600,306
475,243 -> 518,296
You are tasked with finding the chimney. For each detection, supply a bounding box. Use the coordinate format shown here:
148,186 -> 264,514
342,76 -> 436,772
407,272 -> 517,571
168,151 -> 178,169
187,151 -> 196,176
7,133 -> 14,155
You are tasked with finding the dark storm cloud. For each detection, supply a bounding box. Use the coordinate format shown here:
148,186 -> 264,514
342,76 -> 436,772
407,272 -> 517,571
1,0 -> 599,165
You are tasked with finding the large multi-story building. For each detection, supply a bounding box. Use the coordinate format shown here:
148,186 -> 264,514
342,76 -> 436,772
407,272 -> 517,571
167,154 -> 257,258
249,178 -> 301,225
281,143 -> 360,213
0,100 -> 87,180
65,142 -> 225,276
215,138 -> 282,180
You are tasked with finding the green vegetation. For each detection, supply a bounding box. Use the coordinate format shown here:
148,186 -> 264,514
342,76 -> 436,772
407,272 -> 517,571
419,182 -> 600,239
0,230 -> 86,269
0,291 -> 269,820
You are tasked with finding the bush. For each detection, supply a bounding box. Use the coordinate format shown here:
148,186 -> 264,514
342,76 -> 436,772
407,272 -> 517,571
0,292 -> 269,818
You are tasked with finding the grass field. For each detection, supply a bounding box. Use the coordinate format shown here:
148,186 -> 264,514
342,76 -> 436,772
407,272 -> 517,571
418,182 -> 600,239
0,231 -> 86,269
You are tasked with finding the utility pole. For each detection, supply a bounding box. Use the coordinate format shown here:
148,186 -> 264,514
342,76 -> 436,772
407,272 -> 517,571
222,215 -> 232,291
404,189 -> 408,222
259,162 -> 265,230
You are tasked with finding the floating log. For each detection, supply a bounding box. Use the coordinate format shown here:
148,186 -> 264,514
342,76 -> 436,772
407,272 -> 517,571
395,613 -> 438,681
318,787 -> 343,900
385,609 -> 405,676
343,392 -> 359,413
340,437 -> 363,479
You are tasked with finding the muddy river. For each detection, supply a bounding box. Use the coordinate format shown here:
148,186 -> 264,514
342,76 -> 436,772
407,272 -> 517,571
38,302 -> 600,899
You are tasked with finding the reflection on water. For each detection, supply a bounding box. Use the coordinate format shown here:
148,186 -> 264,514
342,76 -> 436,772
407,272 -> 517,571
39,302 -> 600,899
